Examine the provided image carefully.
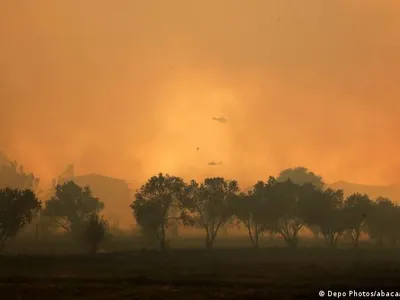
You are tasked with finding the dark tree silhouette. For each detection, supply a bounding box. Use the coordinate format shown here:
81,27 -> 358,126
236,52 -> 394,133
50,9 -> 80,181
0,160 -> 40,192
320,208 -> 347,248
277,167 -> 325,190
131,173 -> 186,251
229,181 -> 272,248
83,213 -> 109,254
342,193 -> 371,248
181,177 -> 239,249
43,181 -> 104,236
300,185 -> 345,248
0,188 -> 41,251
266,178 -> 304,248
366,197 -> 399,248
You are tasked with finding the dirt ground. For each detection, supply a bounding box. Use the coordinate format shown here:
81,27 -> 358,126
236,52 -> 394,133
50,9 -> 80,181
1,248 -> 400,299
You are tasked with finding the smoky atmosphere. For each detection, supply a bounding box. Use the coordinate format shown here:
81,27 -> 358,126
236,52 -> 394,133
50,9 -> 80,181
2,0 -> 400,187
2,1 -> 400,299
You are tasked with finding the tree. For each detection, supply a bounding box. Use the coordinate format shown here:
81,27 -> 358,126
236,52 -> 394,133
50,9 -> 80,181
229,181 -> 271,248
300,185 -> 345,248
266,178 -> 304,248
168,205 -> 180,237
43,181 -> 104,236
83,213 -> 109,254
320,208 -> 347,248
277,167 -> 325,190
131,173 -> 186,250
366,197 -> 399,247
181,177 -> 239,249
36,211 -> 58,238
0,188 -> 41,251
342,193 -> 371,248
0,160 -> 40,192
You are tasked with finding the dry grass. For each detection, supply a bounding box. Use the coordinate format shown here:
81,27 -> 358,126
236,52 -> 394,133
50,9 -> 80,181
1,235 -> 400,299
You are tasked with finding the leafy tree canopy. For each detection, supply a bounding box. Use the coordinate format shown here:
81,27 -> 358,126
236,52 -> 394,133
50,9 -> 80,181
277,167 -> 325,189
131,173 -> 186,250
83,213 -> 109,254
43,181 -> 104,235
0,188 -> 41,251
181,177 -> 239,249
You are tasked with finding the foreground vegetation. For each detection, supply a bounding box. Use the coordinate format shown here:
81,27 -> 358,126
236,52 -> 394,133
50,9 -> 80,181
2,240 -> 400,299
2,159 -> 400,298
1,158 -> 400,253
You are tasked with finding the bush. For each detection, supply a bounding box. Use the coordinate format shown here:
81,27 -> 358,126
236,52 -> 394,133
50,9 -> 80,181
83,213 -> 109,254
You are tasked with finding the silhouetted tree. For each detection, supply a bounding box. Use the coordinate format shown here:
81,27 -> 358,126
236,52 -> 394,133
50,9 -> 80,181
83,213 -> 109,254
267,177 -> 304,248
229,181 -> 271,248
181,177 -> 239,249
320,208 -> 347,248
0,160 -> 40,191
342,193 -> 371,248
0,188 -> 41,251
36,211 -> 58,238
131,173 -> 186,250
43,181 -> 104,236
168,205 -> 180,237
277,167 -> 325,190
300,186 -> 345,248
366,197 -> 399,247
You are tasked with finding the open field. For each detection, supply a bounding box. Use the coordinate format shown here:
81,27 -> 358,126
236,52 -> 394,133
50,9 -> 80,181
2,236 -> 400,299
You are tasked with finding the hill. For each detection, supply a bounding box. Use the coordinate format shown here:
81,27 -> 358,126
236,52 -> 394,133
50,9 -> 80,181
329,180 -> 400,202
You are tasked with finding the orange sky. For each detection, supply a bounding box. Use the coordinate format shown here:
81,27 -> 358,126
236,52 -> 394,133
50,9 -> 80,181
1,0 -> 400,189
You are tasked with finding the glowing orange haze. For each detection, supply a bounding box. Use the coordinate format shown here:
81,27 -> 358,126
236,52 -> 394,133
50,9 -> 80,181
1,0 -> 400,190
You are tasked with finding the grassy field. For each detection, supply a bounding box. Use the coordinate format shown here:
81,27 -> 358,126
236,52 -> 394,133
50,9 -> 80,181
2,235 -> 400,299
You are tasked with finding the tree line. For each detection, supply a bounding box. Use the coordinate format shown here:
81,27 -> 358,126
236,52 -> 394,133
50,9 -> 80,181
131,172 -> 399,250
0,160 -> 107,254
1,161 -> 400,253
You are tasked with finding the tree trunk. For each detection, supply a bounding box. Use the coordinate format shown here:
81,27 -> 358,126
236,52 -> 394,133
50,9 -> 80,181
282,234 -> 298,249
160,225 -> 166,251
205,229 -> 217,249
352,235 -> 359,249
246,223 -> 258,248
205,234 -> 213,249
353,240 -> 359,249
322,231 -> 343,249
349,229 -> 360,249
330,233 -> 335,248
254,230 -> 259,249
290,236 -> 298,249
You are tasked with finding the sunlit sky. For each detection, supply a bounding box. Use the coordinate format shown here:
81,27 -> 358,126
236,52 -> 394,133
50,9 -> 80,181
1,0 -> 400,189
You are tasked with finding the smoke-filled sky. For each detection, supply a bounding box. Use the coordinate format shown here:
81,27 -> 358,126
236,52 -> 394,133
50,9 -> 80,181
1,0 -> 400,188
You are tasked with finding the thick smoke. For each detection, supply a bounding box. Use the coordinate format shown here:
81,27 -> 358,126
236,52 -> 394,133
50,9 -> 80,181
1,0 -> 400,188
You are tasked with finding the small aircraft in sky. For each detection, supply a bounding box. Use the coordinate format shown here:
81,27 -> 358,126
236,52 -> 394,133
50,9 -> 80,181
212,116 -> 228,123
208,161 -> 223,166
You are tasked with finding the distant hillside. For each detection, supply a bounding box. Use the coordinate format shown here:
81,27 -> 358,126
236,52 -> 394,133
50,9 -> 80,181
329,181 -> 400,202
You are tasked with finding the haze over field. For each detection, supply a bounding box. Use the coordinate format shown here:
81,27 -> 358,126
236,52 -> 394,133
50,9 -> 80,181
1,1 -> 400,189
